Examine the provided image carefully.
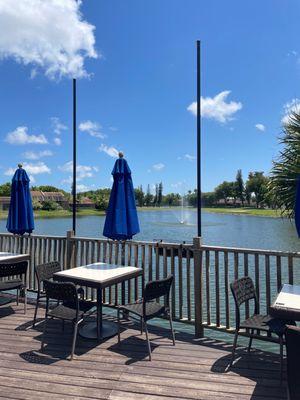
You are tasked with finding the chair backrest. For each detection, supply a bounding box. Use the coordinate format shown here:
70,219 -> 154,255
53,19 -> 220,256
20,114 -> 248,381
230,276 -> 257,307
286,325 -> 300,400
144,275 -> 173,303
35,261 -> 61,291
44,280 -> 78,304
230,277 -> 258,327
0,261 -> 28,278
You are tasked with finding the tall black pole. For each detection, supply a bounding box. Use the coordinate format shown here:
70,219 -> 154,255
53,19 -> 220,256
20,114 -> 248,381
196,40 -> 201,237
72,77 -> 76,234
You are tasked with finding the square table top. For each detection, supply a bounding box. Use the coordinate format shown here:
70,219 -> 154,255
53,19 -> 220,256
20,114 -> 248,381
54,262 -> 143,289
0,252 -> 30,264
273,284 -> 300,311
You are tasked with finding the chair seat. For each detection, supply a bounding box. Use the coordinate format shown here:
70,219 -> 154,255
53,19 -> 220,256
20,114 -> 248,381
0,279 -> 24,291
120,300 -> 166,320
240,314 -> 294,335
63,299 -> 95,313
48,304 -> 84,321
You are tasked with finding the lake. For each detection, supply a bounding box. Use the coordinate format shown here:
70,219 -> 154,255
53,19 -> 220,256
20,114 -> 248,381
0,208 -> 299,252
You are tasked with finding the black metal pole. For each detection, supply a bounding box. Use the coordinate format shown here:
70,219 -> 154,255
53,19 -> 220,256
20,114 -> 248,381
196,40 -> 201,237
72,77 -> 76,234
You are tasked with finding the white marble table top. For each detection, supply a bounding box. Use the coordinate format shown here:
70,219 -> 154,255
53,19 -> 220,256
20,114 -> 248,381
54,262 -> 142,287
273,284 -> 300,311
0,252 -> 30,263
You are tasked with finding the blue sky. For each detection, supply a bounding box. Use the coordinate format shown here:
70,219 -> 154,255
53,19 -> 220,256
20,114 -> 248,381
0,0 -> 299,194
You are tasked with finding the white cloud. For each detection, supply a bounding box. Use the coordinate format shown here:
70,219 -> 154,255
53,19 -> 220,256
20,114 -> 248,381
54,137 -> 62,146
152,163 -> 165,171
98,144 -> 119,158
5,126 -> 48,145
282,99 -> 300,125
255,123 -> 265,132
51,117 -> 67,135
29,175 -> 36,183
178,154 -> 195,161
0,0 -> 98,79
23,150 -> 53,160
109,126 -> 118,132
4,161 -> 51,176
59,161 -> 98,181
187,91 -> 242,123
79,120 -> 105,139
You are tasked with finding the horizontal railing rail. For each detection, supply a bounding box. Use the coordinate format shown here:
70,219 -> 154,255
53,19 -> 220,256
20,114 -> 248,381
0,231 -> 299,339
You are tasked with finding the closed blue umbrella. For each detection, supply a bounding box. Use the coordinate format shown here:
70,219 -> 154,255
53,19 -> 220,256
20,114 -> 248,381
103,153 -> 140,240
295,176 -> 300,237
7,165 -> 34,235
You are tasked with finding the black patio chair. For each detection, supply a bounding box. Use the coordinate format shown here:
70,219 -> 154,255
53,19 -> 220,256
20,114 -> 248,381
33,261 -> 92,327
286,325 -> 300,399
0,261 -> 28,314
41,280 -> 90,360
230,276 -> 295,379
117,275 -> 175,360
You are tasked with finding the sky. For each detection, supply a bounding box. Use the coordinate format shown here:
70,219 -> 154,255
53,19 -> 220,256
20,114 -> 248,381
0,0 -> 299,194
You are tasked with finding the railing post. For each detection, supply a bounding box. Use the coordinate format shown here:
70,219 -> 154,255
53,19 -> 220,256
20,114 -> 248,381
66,230 -> 75,269
193,236 -> 203,338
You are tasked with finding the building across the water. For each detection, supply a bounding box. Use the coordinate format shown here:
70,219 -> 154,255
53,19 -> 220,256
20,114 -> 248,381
0,190 -> 69,210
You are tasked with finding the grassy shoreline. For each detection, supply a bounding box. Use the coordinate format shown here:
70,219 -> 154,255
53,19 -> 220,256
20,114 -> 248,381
0,206 -> 283,220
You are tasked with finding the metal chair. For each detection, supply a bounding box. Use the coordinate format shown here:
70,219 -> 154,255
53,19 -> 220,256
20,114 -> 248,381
0,261 -> 28,314
33,261 -> 61,327
230,276 -> 294,378
117,275 -> 175,360
33,261 -> 92,327
41,280 -> 87,360
286,325 -> 300,399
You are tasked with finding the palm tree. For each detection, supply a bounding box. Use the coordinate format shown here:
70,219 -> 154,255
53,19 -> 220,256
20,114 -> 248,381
269,112 -> 300,218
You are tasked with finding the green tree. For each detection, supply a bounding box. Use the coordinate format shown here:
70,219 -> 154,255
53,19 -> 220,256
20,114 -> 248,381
135,185 -> 144,207
269,112 -> 300,217
214,181 -> 234,205
246,172 -> 268,208
158,182 -> 163,206
235,169 -> 245,206
202,192 -> 216,207
0,182 -> 11,196
144,184 -> 153,207
42,200 -> 61,211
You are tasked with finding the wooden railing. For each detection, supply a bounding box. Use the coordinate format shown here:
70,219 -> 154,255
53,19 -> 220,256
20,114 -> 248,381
0,231 -> 299,339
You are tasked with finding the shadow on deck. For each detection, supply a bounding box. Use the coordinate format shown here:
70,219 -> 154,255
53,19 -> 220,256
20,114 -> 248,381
0,303 -> 287,400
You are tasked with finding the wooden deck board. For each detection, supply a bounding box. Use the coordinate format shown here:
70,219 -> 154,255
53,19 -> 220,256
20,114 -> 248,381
0,303 -> 287,400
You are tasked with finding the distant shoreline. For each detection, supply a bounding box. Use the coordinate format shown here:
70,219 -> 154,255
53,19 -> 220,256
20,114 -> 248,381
0,206 -> 284,220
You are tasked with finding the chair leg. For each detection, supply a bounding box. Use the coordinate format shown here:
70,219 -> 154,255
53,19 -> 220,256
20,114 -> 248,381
279,335 -> 284,383
229,331 -> 239,367
33,294 -> 40,327
247,329 -> 254,353
140,317 -> 143,335
70,321 -> 79,361
23,288 -> 27,315
168,312 -> 175,345
117,308 -> 121,345
144,321 -> 152,361
41,316 -> 48,352
16,289 -> 19,306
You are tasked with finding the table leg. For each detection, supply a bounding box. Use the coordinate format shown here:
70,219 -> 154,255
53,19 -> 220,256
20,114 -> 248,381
97,288 -> 102,340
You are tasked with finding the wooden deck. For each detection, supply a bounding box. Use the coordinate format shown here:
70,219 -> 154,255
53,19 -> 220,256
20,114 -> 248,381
0,302 -> 287,400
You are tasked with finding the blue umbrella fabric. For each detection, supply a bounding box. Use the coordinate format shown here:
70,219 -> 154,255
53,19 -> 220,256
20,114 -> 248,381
103,154 -> 140,240
6,165 -> 34,235
295,176 -> 300,237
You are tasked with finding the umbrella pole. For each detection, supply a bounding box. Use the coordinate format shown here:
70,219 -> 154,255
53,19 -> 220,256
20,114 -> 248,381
72,77 -> 77,234
196,40 -> 202,237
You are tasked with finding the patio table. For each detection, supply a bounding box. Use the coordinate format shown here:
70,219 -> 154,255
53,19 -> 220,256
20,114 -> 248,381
270,284 -> 300,321
54,262 -> 143,340
0,252 -> 30,306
